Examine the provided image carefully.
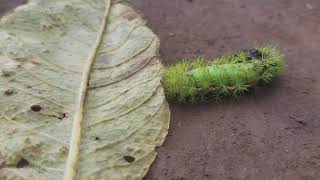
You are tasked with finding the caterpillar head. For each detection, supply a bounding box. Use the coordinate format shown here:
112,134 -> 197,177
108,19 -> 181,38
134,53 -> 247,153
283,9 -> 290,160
243,48 -> 263,60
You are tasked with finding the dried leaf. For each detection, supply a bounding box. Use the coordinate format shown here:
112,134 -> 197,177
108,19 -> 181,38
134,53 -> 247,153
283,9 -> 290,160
0,0 -> 170,179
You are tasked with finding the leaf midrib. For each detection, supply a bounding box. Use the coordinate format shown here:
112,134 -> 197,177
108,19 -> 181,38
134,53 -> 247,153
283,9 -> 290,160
63,1 -> 111,180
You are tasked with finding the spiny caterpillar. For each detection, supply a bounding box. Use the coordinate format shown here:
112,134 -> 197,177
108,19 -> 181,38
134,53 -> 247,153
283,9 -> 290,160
162,46 -> 286,102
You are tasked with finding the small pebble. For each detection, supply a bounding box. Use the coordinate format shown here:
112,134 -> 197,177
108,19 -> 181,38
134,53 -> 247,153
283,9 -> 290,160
306,3 -> 313,10
169,32 -> 175,37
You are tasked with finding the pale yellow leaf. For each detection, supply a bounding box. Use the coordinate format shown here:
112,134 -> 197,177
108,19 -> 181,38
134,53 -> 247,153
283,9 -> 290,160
0,0 -> 170,179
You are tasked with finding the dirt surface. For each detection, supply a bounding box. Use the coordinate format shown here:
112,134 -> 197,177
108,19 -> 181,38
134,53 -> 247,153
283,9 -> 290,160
0,0 -> 27,16
2,1 -> 320,180
131,1 -> 320,180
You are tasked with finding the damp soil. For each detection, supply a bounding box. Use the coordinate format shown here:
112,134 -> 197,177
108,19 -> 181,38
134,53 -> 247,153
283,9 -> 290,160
2,1 -> 320,180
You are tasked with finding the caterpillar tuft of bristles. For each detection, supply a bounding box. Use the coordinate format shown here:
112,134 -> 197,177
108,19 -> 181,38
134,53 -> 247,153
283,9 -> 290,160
161,46 -> 286,103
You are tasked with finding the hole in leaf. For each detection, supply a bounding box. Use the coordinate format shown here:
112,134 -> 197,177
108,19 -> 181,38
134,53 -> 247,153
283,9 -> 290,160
30,105 -> 42,112
95,137 -> 100,141
16,158 -> 29,168
123,155 -> 135,163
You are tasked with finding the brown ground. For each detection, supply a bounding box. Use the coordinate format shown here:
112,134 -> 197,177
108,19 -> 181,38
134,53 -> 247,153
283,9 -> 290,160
131,1 -> 320,180
2,1 -> 320,180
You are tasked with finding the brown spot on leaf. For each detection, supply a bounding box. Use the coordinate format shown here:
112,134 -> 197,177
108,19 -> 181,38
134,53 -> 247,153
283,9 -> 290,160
58,113 -> 67,120
123,155 -> 135,163
41,17 -> 64,31
0,160 -> 5,169
16,158 -> 29,168
122,12 -> 138,21
30,105 -> 42,112
1,70 -> 12,77
4,88 -> 14,96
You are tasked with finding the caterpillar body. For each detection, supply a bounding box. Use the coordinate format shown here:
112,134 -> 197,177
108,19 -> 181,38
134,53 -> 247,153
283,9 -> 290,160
162,46 -> 286,102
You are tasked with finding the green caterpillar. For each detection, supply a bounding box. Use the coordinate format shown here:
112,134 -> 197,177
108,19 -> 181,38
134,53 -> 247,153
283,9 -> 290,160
161,46 -> 286,102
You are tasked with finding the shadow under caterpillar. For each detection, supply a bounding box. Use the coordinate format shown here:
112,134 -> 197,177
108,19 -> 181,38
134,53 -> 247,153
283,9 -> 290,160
161,46 -> 286,102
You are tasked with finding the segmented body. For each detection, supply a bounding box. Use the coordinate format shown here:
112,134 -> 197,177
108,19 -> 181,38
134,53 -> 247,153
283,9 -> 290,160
162,46 -> 286,102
